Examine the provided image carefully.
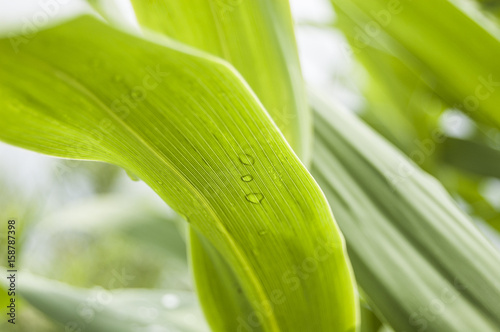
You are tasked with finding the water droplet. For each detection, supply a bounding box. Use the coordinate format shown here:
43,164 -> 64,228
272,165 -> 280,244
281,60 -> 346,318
278,152 -> 288,162
239,154 -> 255,165
241,174 -> 253,182
266,166 -> 279,180
157,180 -> 163,185
125,170 -> 140,181
161,293 -> 180,309
258,230 -> 267,236
245,193 -> 264,204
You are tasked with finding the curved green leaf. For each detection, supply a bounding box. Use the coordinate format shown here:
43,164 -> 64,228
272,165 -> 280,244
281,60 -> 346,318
0,16 -> 358,332
122,1 -> 314,330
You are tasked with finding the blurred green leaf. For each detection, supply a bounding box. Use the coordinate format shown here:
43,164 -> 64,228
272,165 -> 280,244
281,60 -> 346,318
0,271 -> 209,332
310,93 -> 500,331
435,166 -> 500,232
358,299 -> 382,332
20,194 -> 190,289
189,228 -> 256,331
331,3 -> 500,231
330,0 -> 500,131
440,137 -> 500,179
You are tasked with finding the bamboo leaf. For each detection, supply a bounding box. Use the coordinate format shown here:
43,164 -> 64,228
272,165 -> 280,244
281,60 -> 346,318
0,16 -> 358,331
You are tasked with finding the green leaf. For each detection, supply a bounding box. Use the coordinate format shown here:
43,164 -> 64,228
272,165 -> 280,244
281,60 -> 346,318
330,0 -> 500,131
343,42 -> 445,160
129,0 -> 311,162
0,16 -> 358,331
474,0 -> 500,20
439,168 -> 500,231
0,271 -> 209,332
440,137 -> 500,179
122,2 -> 314,330
331,6 -> 500,230
358,297 -> 382,332
189,228 -> 256,331
310,93 -> 500,331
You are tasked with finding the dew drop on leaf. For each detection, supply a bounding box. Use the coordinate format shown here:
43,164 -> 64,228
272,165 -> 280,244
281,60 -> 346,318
245,193 -> 264,204
258,230 -> 267,236
241,174 -> 253,182
239,154 -> 255,165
